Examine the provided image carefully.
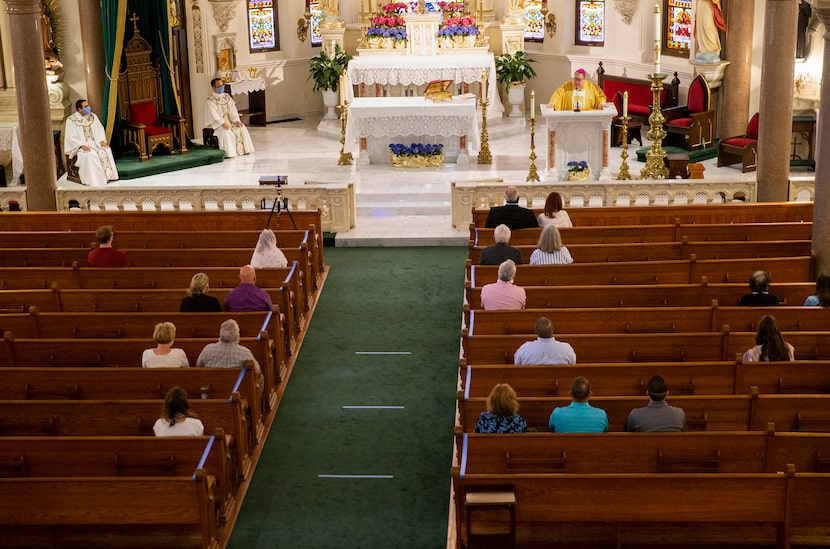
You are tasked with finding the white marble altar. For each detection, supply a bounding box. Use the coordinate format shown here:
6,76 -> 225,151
540,104 -> 618,181
344,96 -> 479,166
346,53 -> 503,117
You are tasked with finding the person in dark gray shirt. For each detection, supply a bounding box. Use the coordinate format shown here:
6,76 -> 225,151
624,375 -> 685,432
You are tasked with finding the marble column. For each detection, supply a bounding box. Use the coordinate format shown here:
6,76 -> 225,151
756,0 -> 797,203
78,0 -> 106,114
719,0 -> 754,139
4,0 -> 56,210
810,2 -> 830,274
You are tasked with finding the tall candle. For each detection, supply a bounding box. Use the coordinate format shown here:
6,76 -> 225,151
530,90 -> 535,120
339,74 -> 345,104
654,4 -> 662,74
623,91 -> 628,117
481,70 -> 487,102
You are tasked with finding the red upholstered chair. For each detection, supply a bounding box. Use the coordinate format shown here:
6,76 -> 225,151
118,22 -> 187,162
717,112 -> 759,173
663,74 -> 714,151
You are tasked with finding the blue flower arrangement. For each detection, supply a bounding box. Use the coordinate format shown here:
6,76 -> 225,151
366,27 -> 408,40
389,143 -> 444,157
567,160 -> 589,173
437,25 -> 480,37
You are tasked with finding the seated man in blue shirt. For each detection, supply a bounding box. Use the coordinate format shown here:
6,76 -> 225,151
549,376 -> 608,432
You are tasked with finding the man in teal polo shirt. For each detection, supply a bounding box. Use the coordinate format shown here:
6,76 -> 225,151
549,376 -> 608,432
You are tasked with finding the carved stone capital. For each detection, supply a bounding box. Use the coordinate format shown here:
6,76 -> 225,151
208,0 -> 240,33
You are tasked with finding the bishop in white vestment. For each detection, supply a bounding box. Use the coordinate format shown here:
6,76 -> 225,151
205,78 -> 255,158
64,99 -> 119,187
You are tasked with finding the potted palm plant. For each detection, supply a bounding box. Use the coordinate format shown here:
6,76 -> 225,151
308,45 -> 353,120
494,50 -> 538,118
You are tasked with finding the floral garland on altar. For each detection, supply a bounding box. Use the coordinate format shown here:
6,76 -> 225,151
364,2 -> 408,48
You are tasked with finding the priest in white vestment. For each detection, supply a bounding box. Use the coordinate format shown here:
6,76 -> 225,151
205,78 -> 255,158
63,99 -> 119,187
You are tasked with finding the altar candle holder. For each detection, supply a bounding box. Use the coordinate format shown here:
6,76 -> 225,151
526,117 -> 540,182
338,99 -> 353,165
616,114 -> 632,180
639,72 -> 669,179
477,96 -> 492,164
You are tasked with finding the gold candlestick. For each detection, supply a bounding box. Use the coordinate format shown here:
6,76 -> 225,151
338,99 -> 353,165
477,97 -> 492,164
526,117 -> 540,182
639,72 -> 669,179
617,114 -> 632,180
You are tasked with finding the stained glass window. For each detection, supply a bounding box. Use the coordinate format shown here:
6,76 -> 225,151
664,0 -> 692,56
575,1 -> 604,46
247,0 -> 280,52
309,1 -> 322,47
524,0 -> 545,42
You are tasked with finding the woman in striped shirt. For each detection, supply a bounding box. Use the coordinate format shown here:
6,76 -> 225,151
529,224 -> 573,265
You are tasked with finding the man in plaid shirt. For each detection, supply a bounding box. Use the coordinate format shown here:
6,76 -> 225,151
196,319 -> 263,389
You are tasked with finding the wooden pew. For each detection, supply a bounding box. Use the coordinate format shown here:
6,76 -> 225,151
463,330 -> 830,365
0,472 -> 219,549
0,366 -> 264,441
456,393 -> 830,433
457,394 -> 756,433
460,361 -> 830,401
453,468 -> 794,548
464,306 -> 827,336
469,222 -> 813,247
0,286 -> 298,361
470,201 -> 813,227
459,362 -> 739,398
468,240 -> 813,264
467,256 -> 814,287
0,229 -> 323,279
0,397 -> 251,481
0,209 -> 323,241
735,361 -> 830,395
465,281 -> 815,309
0,433 -> 235,523
462,332 -> 732,365
0,334 -> 279,412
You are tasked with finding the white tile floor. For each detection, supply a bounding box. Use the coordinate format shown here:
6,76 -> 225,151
56,116 -> 785,246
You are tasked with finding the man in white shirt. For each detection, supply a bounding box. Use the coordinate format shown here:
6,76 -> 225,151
514,316 -> 576,365
64,99 -> 119,186
205,78 -> 255,158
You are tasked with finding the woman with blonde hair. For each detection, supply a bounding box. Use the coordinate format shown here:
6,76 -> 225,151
142,322 -> 189,368
250,228 -> 288,268
804,271 -> 830,307
537,191 -> 573,229
474,383 -> 528,433
530,224 -> 573,265
180,272 -> 221,312
153,386 -> 204,437
742,315 -> 795,362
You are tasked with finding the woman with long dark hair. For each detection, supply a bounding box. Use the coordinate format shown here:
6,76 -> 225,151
153,386 -> 205,437
742,315 -> 795,362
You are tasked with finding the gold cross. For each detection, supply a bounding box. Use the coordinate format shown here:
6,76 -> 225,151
130,12 -> 140,34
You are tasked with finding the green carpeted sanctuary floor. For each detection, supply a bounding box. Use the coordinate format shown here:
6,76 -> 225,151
635,142 -> 719,163
115,145 -> 225,180
229,247 -> 468,548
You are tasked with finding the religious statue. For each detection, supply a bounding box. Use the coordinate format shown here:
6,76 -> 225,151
503,0 -> 526,24
42,11 -> 63,72
320,0 -> 346,28
694,0 -> 726,62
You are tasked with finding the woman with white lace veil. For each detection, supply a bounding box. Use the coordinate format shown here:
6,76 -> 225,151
250,229 -> 288,268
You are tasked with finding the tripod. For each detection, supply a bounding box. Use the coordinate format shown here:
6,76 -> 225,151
265,183 -> 297,231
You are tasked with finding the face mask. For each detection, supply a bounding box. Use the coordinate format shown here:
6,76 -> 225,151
81,106 -> 91,116
216,85 -> 225,94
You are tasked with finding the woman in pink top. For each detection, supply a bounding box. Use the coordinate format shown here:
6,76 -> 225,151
537,191 -> 573,229
742,315 -> 794,362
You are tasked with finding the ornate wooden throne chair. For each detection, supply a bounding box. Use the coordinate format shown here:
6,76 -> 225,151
664,74 -> 715,151
118,18 -> 187,162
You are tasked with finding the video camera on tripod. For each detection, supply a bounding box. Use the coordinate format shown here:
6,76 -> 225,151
259,175 -> 296,229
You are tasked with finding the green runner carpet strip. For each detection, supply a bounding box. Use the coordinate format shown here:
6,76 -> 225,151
229,247 -> 468,548
114,145 -> 225,180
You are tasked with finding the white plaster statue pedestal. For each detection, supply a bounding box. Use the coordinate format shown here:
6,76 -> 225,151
690,59 -> 730,88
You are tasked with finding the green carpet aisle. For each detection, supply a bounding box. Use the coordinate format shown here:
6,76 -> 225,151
228,247 -> 468,548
